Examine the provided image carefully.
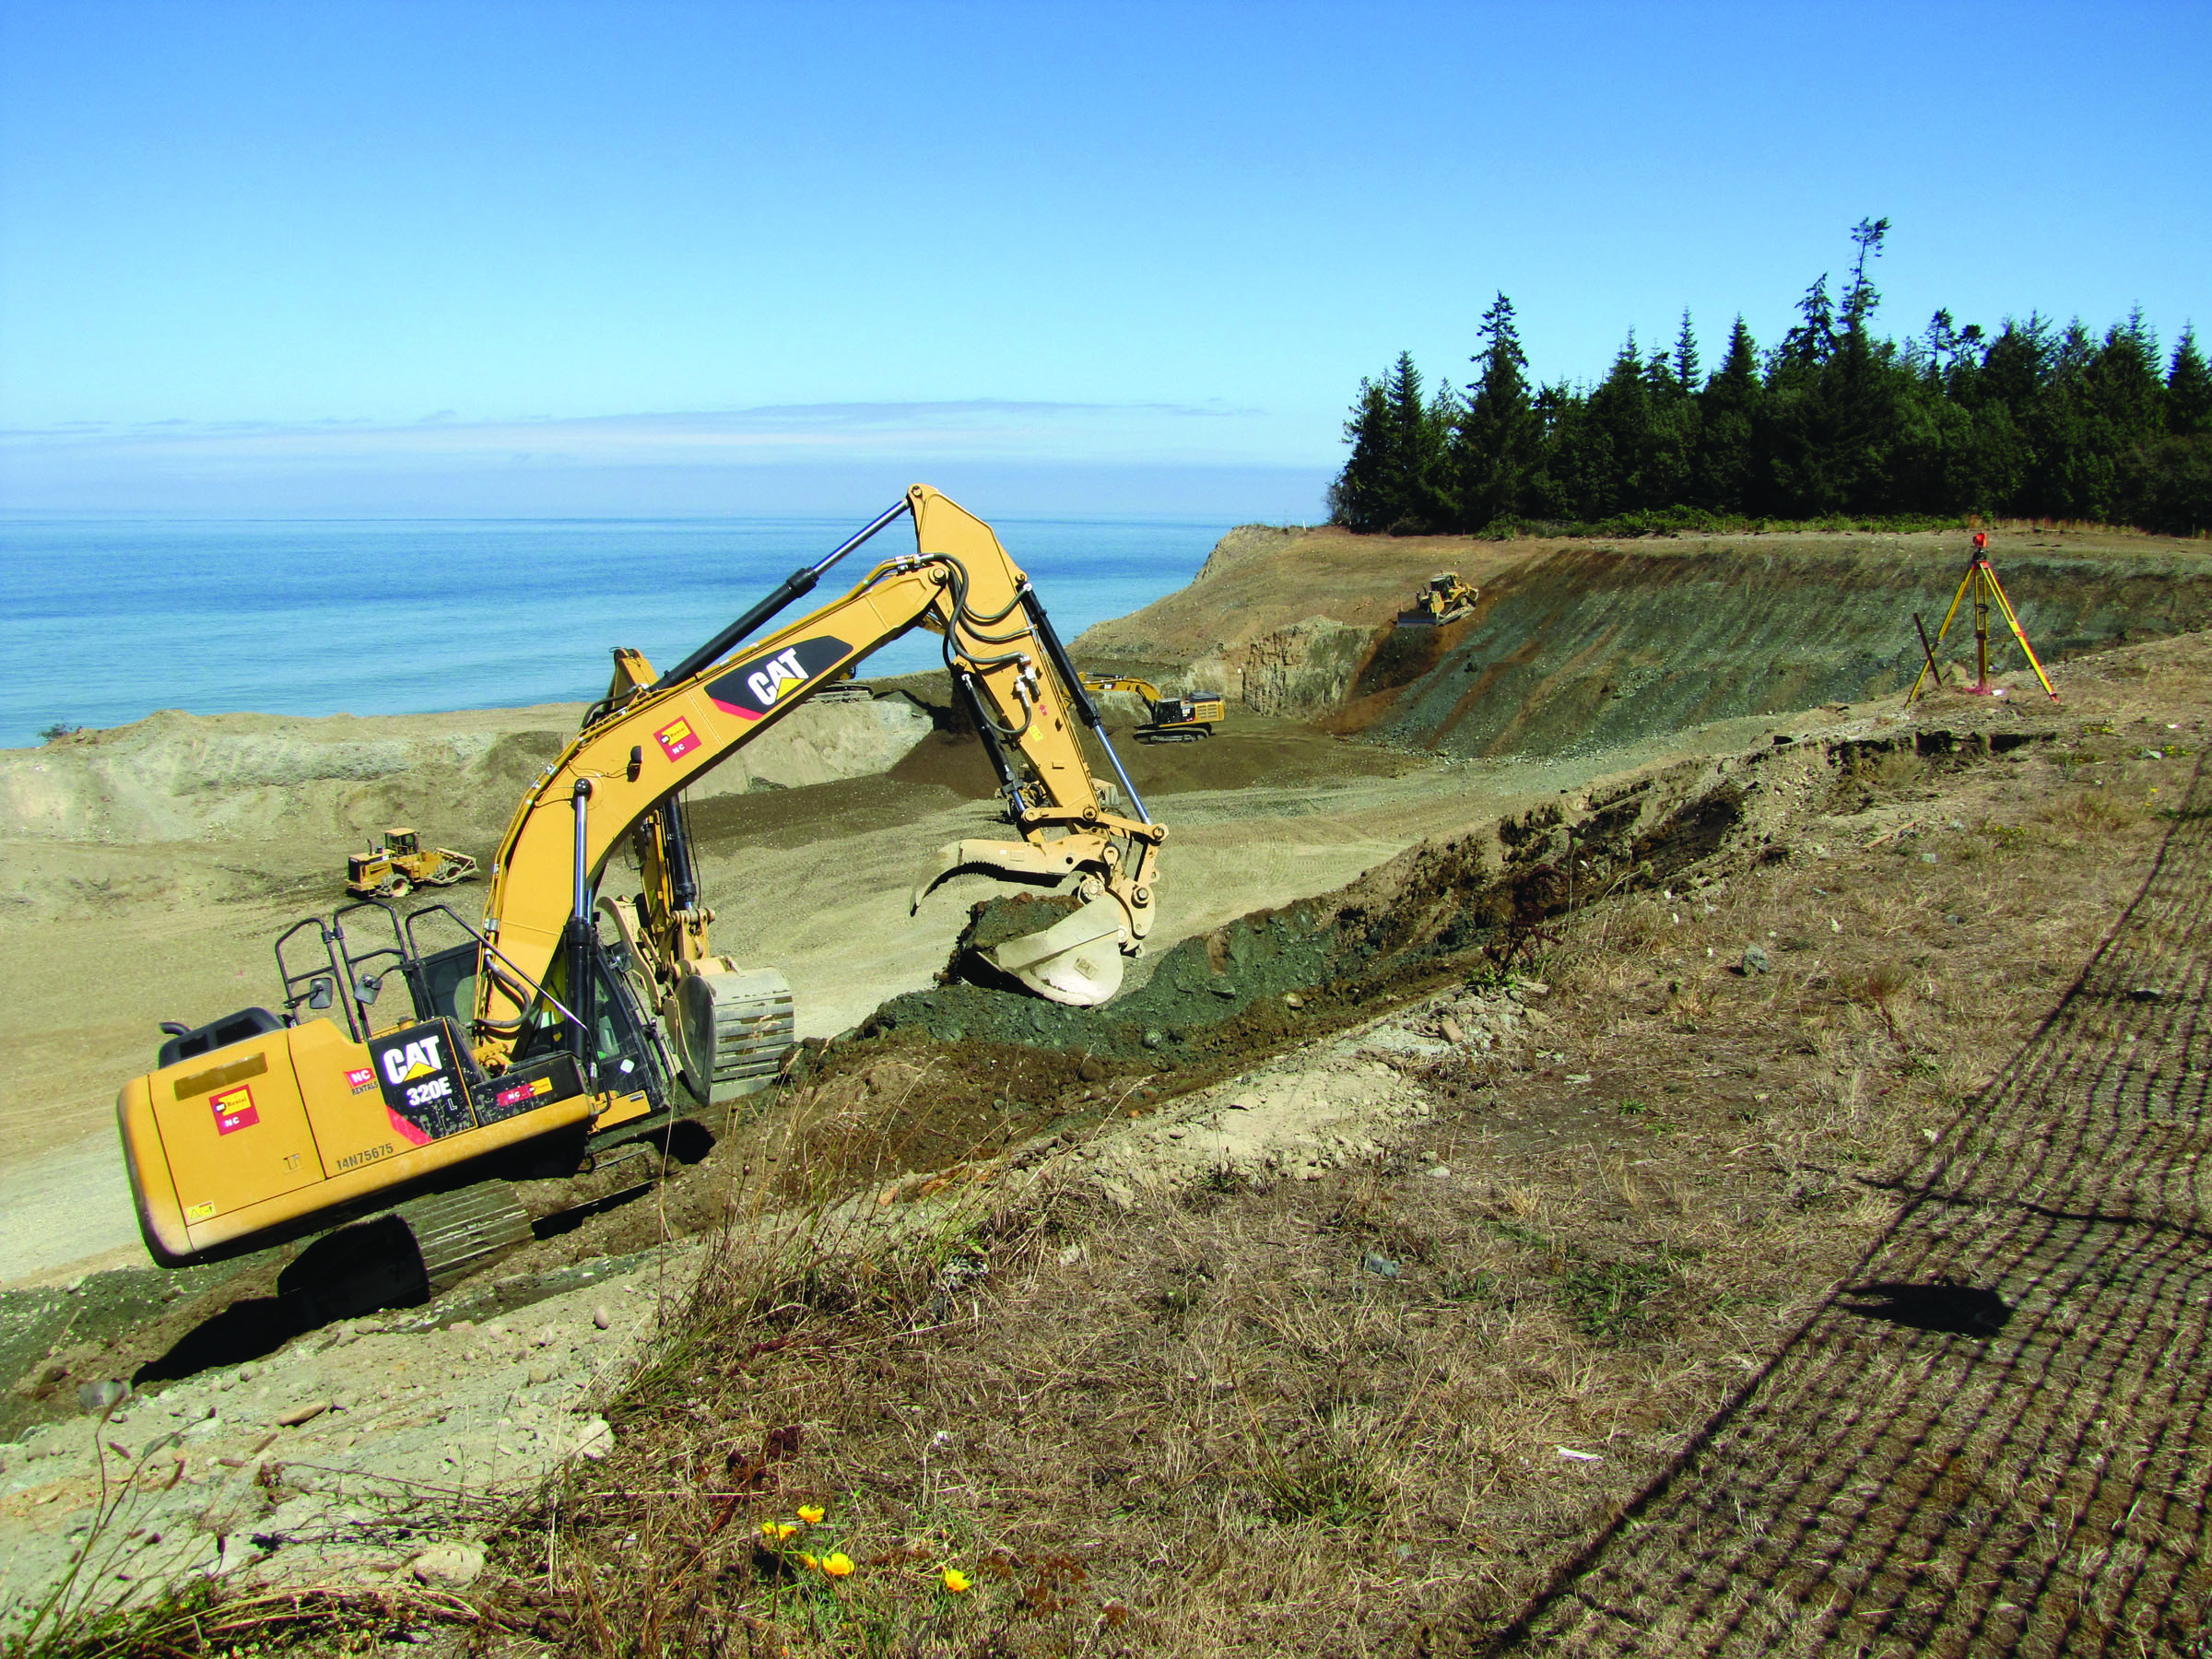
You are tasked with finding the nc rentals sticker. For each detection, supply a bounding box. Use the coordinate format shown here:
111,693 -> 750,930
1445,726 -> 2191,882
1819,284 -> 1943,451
654,715 -> 701,761
209,1083 -> 260,1135
495,1075 -> 556,1109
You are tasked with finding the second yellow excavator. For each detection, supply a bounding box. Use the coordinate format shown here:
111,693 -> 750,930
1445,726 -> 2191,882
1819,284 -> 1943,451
1077,672 -> 1226,743
116,487 -> 1166,1288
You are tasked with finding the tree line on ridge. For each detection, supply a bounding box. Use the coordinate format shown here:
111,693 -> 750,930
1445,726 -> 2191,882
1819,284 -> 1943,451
1331,220 -> 2210,538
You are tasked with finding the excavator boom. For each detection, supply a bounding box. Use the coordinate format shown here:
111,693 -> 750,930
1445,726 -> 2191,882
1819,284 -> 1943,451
477,483 -> 1163,1048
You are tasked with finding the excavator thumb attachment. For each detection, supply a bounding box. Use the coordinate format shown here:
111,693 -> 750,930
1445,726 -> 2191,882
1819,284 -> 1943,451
980,895 -> 1129,1006
911,838 -> 1091,912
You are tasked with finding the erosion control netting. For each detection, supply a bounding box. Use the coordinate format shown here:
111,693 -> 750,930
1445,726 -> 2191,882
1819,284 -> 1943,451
1416,755 -> 2212,1658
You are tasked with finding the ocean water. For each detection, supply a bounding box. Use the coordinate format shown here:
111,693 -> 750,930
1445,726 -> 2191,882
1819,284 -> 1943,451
0,513 -> 1230,748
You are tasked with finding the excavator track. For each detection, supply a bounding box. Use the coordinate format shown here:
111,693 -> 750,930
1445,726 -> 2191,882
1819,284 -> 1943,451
394,1181 -> 534,1293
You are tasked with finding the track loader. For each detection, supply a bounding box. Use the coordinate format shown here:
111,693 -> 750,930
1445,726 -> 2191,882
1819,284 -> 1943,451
1397,571 -> 1478,627
117,487 -> 1166,1288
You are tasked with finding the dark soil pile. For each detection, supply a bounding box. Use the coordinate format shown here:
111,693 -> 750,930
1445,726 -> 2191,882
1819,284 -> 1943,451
856,753 -> 1760,1069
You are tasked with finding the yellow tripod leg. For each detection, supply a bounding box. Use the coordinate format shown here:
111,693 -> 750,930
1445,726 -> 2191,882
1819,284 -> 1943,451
1981,565 -> 2061,701
1909,567 -> 1977,704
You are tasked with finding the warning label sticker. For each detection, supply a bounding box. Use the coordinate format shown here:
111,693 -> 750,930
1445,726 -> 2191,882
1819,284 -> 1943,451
209,1083 -> 260,1135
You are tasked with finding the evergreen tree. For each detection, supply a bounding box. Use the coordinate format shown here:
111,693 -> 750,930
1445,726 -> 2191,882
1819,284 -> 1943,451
1642,320 -> 1699,504
1454,292 -> 1540,529
1330,377 -> 1396,532
1838,218 -> 1889,340
2165,325 -> 2210,436
1383,351 -> 1453,532
1779,275 -> 1836,370
1323,221 -> 2201,535
1695,316 -> 1761,509
1671,309 -> 1700,394
1577,332 -> 1653,512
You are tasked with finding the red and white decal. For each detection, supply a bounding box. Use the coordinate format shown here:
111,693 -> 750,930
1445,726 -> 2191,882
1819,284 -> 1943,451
209,1083 -> 260,1135
345,1066 -> 377,1095
496,1075 -> 555,1109
654,715 -> 701,761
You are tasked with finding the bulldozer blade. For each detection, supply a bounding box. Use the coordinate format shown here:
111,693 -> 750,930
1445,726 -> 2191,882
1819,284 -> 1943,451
911,838 -> 1088,913
981,895 -> 1129,1006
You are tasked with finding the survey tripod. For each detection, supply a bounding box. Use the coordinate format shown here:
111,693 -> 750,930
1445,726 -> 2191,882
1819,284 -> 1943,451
1907,532 -> 2060,705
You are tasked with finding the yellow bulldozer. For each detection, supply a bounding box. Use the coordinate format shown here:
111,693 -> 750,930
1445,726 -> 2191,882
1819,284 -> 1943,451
345,828 -> 478,900
1077,672 -> 1226,743
1397,571 -> 1479,626
117,487 -> 1168,1298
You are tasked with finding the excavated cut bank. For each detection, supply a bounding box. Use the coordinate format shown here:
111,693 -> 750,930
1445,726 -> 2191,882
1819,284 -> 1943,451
865,754 -> 1759,1068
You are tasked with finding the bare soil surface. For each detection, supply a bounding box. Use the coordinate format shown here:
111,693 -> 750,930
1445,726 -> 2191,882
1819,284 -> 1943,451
1077,525 -> 2212,757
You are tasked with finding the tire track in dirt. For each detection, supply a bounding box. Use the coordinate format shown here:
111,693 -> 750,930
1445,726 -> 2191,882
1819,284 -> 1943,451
1426,756 -> 2212,1656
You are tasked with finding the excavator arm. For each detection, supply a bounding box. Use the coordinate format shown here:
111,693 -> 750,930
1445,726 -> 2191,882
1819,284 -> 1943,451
474,484 -> 1166,1068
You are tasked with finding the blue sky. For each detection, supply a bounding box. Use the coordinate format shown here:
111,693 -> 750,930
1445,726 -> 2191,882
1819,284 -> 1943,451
2,0 -> 2205,518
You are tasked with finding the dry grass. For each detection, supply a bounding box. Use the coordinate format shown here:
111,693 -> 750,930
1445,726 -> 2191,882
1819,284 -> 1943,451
2036,783 -> 2145,834
478,711 -> 2201,1657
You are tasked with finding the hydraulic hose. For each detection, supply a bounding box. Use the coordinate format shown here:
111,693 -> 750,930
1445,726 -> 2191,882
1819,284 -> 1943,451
652,498 -> 912,691
568,780 -> 596,1080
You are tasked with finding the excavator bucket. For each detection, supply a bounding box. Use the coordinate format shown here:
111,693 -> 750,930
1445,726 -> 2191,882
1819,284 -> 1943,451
912,840 -> 1135,1006
979,895 -> 1128,1006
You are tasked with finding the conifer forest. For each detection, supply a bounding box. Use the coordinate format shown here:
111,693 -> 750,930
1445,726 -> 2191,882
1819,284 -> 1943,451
1332,220 -> 2210,537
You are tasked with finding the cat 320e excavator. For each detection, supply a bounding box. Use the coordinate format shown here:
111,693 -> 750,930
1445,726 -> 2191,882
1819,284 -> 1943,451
117,487 -> 1166,1292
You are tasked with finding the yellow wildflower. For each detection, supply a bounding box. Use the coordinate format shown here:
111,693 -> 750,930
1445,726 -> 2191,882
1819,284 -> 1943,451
942,1567 -> 971,1594
822,1552 -> 855,1579
797,1552 -> 818,1570
760,1522 -> 798,1541
796,1504 -> 825,1524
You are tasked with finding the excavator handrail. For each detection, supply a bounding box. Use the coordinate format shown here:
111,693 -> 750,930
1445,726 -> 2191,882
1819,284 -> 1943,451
403,900 -> 584,1032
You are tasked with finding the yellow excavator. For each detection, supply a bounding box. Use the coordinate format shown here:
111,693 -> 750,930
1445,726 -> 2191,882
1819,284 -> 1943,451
1077,672 -> 1226,743
116,487 -> 1166,1289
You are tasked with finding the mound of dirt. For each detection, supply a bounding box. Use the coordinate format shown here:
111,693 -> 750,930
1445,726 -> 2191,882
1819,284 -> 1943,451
1077,524 -> 2212,762
0,695 -> 933,846
854,742 -> 1771,1069
1354,538 -> 2212,759
879,700 -> 1423,805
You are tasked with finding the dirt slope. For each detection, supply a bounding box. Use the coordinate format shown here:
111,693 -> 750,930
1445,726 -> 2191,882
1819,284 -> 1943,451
1077,524 -> 2212,750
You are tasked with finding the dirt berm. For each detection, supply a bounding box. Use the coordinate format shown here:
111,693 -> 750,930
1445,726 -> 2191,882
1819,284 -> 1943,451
1074,524 -> 2212,758
853,732 -> 1799,1076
